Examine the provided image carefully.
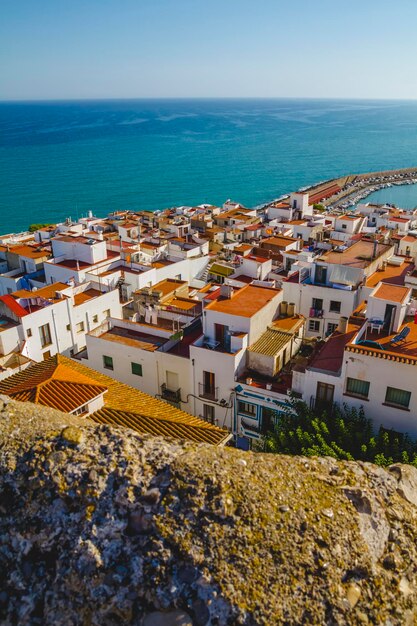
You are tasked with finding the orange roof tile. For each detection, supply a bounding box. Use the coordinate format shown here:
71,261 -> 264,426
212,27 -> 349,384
0,355 -> 230,445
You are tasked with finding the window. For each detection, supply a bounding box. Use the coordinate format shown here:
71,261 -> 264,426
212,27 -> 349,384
92,314 -> 98,323
327,322 -> 338,335
39,323 -> 52,348
131,362 -> 143,376
73,404 -> 88,416
238,401 -> 256,417
309,319 -> 320,332
76,321 -> 85,333
103,309 -> 110,318
103,355 -> 113,370
342,224 -> 347,229
329,300 -> 341,313
27,328 -> 32,337
346,377 -> 370,399
203,403 -> 215,424
312,298 -> 323,310
385,387 -> 411,409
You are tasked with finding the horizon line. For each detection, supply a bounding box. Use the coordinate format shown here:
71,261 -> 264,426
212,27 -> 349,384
2,95 -> 417,104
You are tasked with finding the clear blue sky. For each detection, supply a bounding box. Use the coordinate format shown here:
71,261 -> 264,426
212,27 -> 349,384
1,0 -> 417,100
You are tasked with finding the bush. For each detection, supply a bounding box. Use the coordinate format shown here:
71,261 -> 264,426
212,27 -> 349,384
261,395 -> 417,467
28,223 -> 52,232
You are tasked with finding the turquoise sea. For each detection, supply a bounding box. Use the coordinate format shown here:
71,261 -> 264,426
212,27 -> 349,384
1,99 -> 417,233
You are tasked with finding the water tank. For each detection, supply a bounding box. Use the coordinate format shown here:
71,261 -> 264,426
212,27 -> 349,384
287,302 -> 296,316
280,301 -> 288,316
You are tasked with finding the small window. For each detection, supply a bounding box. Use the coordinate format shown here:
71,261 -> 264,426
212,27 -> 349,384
103,355 -> 113,370
131,362 -> 143,376
76,321 -> 85,333
73,404 -> 88,416
385,386 -> 411,409
27,328 -> 32,337
39,323 -> 52,348
346,377 -> 370,399
92,314 -> 98,323
66,324 -> 71,331
312,298 -> 323,310
329,300 -> 341,313
342,224 -> 347,229
103,309 -> 111,318
203,403 -> 215,424
238,401 -> 256,417
309,319 -> 320,332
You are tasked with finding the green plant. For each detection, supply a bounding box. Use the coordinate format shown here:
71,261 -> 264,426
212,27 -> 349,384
261,394 -> 417,467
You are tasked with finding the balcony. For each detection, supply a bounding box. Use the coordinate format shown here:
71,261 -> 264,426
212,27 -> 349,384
198,383 -> 219,401
161,383 -> 181,404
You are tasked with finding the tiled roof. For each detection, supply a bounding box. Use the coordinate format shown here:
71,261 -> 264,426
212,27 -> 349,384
0,361 -> 107,412
91,408 -> 227,445
0,355 -> 229,445
248,328 -> 292,356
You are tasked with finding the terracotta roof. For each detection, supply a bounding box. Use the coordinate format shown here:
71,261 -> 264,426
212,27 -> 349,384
0,361 -> 106,412
12,282 -> 69,301
0,294 -> 29,318
366,261 -> 414,288
0,355 -> 230,445
91,408 -> 226,445
73,288 -> 102,306
308,320 -> 364,374
205,284 -> 281,318
372,283 -> 410,304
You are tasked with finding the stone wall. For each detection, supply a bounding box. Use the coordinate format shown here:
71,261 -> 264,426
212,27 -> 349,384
1,398 -> 417,625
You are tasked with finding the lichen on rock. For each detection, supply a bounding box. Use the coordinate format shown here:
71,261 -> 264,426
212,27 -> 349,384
1,399 -> 417,625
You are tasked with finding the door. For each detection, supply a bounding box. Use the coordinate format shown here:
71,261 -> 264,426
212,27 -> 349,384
316,382 -> 335,413
315,265 -> 327,285
166,371 -> 179,391
215,323 -> 230,352
383,304 -> 396,333
203,371 -> 215,397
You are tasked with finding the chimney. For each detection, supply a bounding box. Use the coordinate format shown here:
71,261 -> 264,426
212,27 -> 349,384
337,316 -> 348,334
220,284 -> 233,299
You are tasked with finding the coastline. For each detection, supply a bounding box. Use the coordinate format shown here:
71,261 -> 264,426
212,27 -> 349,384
264,166 -> 417,214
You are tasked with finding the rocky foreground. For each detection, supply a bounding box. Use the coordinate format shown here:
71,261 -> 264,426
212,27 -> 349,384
1,399 -> 417,625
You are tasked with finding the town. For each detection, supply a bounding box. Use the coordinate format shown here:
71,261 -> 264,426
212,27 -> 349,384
1,172 -> 417,449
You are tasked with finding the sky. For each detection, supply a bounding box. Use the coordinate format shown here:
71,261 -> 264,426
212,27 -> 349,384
1,0 -> 417,100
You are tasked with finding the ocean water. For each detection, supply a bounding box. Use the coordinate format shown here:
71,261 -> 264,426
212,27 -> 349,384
1,98 -> 417,233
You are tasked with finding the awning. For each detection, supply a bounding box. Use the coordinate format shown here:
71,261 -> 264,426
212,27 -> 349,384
209,263 -> 234,277
329,264 -> 359,286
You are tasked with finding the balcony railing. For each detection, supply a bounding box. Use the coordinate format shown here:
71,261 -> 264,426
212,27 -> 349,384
198,383 -> 219,401
161,383 -> 181,404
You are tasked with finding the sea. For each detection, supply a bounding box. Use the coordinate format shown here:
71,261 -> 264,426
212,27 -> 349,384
1,98 -> 417,234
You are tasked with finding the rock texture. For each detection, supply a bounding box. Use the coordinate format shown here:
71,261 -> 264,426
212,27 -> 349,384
1,398 -> 417,625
